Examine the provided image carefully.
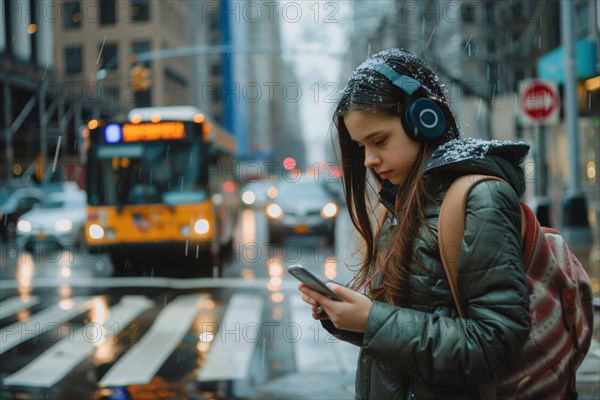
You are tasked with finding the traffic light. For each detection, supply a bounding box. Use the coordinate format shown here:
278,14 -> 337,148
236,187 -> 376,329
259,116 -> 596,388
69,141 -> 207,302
130,64 -> 152,92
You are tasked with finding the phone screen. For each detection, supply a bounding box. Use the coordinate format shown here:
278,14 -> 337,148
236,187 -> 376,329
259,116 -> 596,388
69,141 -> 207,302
287,264 -> 343,301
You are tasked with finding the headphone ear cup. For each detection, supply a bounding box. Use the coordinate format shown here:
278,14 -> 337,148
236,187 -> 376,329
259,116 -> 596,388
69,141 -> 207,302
404,98 -> 446,141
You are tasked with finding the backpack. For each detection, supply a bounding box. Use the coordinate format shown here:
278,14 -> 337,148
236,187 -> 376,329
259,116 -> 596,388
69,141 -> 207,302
438,174 -> 594,400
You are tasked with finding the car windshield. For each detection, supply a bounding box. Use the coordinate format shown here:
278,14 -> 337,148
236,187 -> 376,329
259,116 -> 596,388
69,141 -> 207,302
42,195 -> 85,209
278,182 -> 328,199
92,142 -> 202,206
43,200 -> 66,209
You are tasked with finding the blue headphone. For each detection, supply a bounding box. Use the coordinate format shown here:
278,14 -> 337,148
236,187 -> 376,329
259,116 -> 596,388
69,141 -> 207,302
370,63 -> 446,142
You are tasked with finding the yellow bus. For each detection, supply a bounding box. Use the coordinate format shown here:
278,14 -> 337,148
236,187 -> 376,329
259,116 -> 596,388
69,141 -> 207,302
84,106 -> 239,276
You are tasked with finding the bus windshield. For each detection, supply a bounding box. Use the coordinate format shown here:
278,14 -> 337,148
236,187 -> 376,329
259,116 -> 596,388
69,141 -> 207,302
90,142 -> 205,206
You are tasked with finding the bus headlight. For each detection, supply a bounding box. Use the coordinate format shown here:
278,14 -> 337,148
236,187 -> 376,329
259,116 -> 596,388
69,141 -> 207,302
89,224 -> 105,239
194,219 -> 210,234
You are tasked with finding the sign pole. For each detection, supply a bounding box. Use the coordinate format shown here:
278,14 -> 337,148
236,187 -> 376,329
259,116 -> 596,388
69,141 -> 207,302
560,0 -> 591,247
536,124 -> 551,227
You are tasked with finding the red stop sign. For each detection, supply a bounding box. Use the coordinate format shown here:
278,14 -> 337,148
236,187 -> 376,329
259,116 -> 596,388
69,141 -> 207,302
520,81 -> 559,123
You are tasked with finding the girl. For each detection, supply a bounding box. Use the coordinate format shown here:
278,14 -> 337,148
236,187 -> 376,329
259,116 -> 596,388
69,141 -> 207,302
299,49 -> 531,399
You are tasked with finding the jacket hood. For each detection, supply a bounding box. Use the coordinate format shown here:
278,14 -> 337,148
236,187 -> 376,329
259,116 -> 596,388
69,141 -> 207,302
423,138 -> 530,196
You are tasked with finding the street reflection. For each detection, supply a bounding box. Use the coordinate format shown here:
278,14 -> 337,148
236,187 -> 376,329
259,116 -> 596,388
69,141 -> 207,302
241,208 -> 256,245
58,250 -> 74,268
267,258 -> 283,292
271,305 -> 283,321
202,299 -> 216,310
16,253 -> 34,299
323,256 -> 337,280
58,298 -> 75,310
271,292 -> 285,303
194,297 -> 218,355
16,309 -> 30,322
94,336 -> 116,365
59,283 -> 72,300
89,297 -> 110,326
240,267 -> 255,281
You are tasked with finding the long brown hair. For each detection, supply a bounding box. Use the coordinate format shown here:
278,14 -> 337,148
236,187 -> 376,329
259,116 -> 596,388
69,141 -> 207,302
333,49 -> 459,306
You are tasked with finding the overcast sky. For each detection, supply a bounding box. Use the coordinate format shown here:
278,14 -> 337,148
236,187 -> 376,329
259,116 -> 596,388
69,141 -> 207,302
280,1 -> 351,166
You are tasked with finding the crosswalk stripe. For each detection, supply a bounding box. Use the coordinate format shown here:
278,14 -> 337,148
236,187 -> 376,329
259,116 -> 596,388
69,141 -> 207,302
197,294 -> 264,381
289,296 -> 358,374
98,294 -> 208,387
0,296 -> 93,355
3,296 -> 154,388
0,296 -> 41,320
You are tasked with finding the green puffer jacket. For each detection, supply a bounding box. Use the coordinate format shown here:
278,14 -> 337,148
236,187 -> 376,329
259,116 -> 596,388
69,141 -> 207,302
323,139 -> 532,399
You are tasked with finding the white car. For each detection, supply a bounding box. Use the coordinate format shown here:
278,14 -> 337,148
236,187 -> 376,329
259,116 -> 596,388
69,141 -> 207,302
16,190 -> 87,250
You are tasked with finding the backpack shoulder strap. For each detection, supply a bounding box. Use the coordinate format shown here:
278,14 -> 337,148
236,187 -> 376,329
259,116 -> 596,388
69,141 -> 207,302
438,174 -> 512,318
438,174 -> 527,400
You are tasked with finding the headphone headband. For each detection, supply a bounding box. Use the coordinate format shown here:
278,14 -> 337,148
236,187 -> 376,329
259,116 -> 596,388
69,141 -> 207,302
369,63 -> 421,96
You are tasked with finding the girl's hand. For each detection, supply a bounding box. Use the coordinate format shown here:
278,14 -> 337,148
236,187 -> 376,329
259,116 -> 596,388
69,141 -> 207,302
299,282 -> 373,332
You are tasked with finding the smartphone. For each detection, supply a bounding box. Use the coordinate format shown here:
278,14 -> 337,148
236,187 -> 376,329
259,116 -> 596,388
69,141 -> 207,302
287,264 -> 343,301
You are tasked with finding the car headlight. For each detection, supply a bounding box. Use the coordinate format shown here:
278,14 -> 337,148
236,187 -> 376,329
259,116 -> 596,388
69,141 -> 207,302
321,202 -> 338,218
55,219 -> 73,232
17,220 -> 32,233
266,204 -> 283,219
242,191 -> 256,205
89,224 -> 105,239
194,219 -> 210,234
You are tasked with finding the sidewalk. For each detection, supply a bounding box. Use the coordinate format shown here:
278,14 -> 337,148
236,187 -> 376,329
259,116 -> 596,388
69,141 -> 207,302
577,338 -> 600,399
246,372 -> 355,400
246,346 -> 599,400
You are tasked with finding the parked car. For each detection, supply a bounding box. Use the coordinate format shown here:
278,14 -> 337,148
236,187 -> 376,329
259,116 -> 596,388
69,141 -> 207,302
16,189 -> 87,250
241,180 -> 278,208
0,186 -> 44,242
266,179 -> 338,245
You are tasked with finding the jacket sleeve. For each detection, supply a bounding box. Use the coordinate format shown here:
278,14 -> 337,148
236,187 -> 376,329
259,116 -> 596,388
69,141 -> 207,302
361,180 -> 530,384
321,320 -> 365,347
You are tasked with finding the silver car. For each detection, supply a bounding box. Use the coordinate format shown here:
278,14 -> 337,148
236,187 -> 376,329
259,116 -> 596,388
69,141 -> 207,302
266,179 -> 338,245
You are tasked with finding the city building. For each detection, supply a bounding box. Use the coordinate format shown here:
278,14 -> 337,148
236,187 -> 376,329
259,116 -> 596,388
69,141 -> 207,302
53,0 -> 196,109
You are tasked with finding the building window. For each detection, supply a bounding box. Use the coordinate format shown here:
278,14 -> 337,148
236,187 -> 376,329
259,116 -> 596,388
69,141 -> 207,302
98,43 -> 118,71
64,2 -> 81,28
130,0 -> 150,22
461,4 -> 475,23
100,0 -> 117,25
65,46 -> 83,74
484,3 -> 496,24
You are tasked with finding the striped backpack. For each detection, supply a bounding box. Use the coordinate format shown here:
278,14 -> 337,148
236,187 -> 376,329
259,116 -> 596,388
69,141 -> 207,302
438,175 -> 594,400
